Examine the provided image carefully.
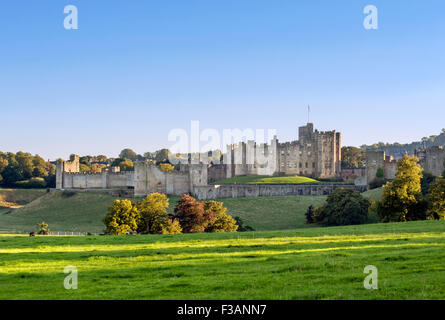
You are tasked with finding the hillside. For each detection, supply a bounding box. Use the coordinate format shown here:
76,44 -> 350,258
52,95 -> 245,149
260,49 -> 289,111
0,188 -> 383,234
1,220 -> 444,299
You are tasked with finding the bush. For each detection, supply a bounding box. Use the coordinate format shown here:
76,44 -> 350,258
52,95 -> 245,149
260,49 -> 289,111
14,177 -> 47,189
305,205 -> 314,224
369,177 -> 386,189
174,194 -> 215,233
204,200 -> 238,233
161,218 -> 182,234
234,217 -> 255,232
421,171 -> 436,196
37,221 -> 49,235
159,163 -> 175,173
313,188 -> 370,226
428,178 -> 445,220
103,199 -> 140,235
376,167 -> 384,178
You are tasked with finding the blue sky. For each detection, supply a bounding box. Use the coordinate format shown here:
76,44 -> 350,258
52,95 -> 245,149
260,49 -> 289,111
1,1 -> 444,160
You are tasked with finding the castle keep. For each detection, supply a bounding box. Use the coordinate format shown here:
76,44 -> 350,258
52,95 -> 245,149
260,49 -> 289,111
210,123 -> 341,181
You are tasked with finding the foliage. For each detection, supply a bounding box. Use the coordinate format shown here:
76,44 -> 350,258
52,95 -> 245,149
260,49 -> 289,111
119,149 -> 138,161
377,155 -> 427,222
421,171 -> 436,196
234,216 -> 255,232
376,167 -> 384,178
103,200 -> 140,235
341,146 -> 366,168
136,193 -> 175,234
313,188 -> 370,226
305,205 -> 314,224
428,178 -> 445,220
111,158 -> 134,171
14,177 -> 47,189
369,177 -> 386,189
204,200 -> 238,232
0,151 -> 56,188
159,163 -> 174,173
37,221 -> 49,235
174,194 -> 215,233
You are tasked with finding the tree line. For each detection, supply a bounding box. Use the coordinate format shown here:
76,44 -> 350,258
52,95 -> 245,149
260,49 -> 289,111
103,193 -> 240,235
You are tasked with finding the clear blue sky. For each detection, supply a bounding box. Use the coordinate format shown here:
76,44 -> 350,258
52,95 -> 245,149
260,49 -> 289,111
1,1 -> 444,160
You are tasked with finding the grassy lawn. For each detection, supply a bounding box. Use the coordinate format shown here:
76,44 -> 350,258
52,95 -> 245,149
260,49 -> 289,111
211,175 -> 319,185
0,220 -> 444,299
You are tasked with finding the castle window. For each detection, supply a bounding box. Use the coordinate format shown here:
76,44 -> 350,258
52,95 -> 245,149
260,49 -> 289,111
299,163 -> 302,168
305,162 -> 308,168
312,162 -> 315,168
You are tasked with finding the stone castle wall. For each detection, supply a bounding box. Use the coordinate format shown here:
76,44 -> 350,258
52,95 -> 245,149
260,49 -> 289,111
193,184 -> 367,200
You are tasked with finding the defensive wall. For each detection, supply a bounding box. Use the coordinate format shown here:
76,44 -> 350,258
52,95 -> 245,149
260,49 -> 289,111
193,184 -> 367,200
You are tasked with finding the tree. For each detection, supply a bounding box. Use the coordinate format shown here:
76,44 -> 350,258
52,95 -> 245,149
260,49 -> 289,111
136,193 -> 174,234
420,171 -> 436,195
204,200 -> 238,232
37,221 -> 49,235
103,200 -> 140,235
428,178 -> 445,220
119,149 -> 138,161
159,163 -> 174,173
112,158 -> 134,171
376,167 -> 384,178
341,146 -> 366,168
377,155 -> 427,222
305,205 -> 314,224
174,194 -> 214,233
234,217 -> 255,232
154,149 -> 171,163
313,188 -> 370,226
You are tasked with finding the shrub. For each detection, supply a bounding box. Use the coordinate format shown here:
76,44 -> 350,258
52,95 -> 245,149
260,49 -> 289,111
174,194 -> 215,233
14,177 -> 47,189
37,221 -> 49,235
305,205 -> 315,224
369,177 -> 386,189
428,178 -> 445,220
159,163 -> 174,173
313,188 -> 370,226
204,200 -> 238,233
376,167 -> 384,178
234,217 -> 255,232
161,218 -> 182,234
103,199 -> 140,235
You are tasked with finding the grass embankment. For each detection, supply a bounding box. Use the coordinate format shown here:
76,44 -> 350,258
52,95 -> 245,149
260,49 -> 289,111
0,220 -> 443,300
211,175 -> 319,185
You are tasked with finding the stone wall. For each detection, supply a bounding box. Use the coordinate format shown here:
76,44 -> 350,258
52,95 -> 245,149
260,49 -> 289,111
417,146 -> 445,177
193,184 -> 367,200
341,168 -> 366,180
134,162 -> 207,197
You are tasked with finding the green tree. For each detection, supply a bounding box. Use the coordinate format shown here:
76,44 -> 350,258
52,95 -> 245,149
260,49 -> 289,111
204,200 -> 238,232
136,193 -> 179,234
420,171 -> 436,195
103,200 -> 140,235
428,178 -> 445,220
112,158 -> 134,171
341,146 -> 366,168
376,167 -> 384,178
313,188 -> 370,226
37,221 -> 49,235
305,205 -> 315,224
377,155 -> 427,222
119,148 -> 138,161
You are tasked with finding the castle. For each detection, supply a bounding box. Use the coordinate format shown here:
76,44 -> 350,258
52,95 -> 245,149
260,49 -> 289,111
56,123 -> 345,199
209,123 -> 341,181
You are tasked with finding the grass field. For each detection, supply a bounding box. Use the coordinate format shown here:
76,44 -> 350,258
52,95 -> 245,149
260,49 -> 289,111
211,175 -> 319,185
0,220 -> 444,300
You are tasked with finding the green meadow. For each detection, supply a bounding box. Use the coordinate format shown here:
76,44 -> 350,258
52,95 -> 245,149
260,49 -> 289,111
0,220 -> 444,300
